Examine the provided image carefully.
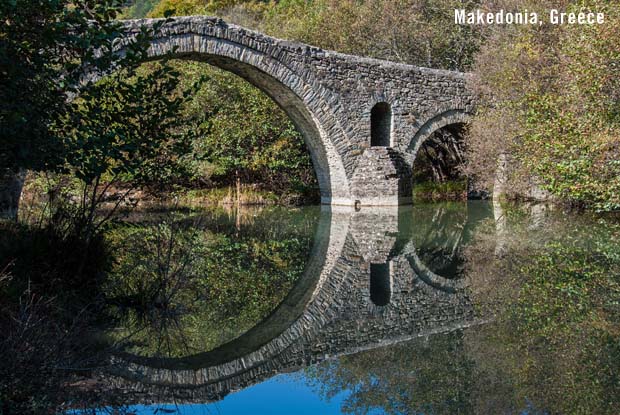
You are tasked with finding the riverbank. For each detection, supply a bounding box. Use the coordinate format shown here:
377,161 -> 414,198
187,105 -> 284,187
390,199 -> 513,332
179,185 -> 320,207
17,174 -> 320,219
412,179 -> 469,202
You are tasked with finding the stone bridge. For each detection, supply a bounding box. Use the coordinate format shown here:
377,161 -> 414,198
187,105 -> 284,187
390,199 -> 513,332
103,205 -> 485,403
120,16 -> 475,206
0,15 -> 476,217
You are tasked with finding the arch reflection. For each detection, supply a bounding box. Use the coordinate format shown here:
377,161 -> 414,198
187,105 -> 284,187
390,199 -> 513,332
103,203 -> 492,404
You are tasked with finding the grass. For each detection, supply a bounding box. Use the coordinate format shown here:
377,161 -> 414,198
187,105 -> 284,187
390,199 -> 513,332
180,184 -> 317,207
412,179 -> 468,202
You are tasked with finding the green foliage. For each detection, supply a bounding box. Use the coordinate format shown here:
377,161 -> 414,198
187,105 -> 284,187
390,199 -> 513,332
0,5 -> 201,409
305,331 -> 477,415
193,65 -> 316,192
104,206 -> 317,357
505,218 -> 620,413
148,0 -> 267,19
59,65 -> 198,245
1,0 -> 201,236
413,179 -> 468,202
120,0 -> 159,18
468,0 -> 620,211
0,0 -> 123,173
63,64 -> 197,187
262,0 -> 483,70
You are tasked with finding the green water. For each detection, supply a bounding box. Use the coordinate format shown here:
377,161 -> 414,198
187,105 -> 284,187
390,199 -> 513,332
80,202 -> 620,413
103,205 -> 321,358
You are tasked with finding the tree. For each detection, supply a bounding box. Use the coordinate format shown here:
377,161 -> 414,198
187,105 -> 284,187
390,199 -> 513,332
0,0 -> 197,220
57,59 -> 200,244
305,331 -> 478,415
465,0 -> 620,210
262,0 -> 483,70
1,0 -> 120,218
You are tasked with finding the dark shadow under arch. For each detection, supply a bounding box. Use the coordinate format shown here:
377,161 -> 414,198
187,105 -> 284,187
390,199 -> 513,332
407,109 -> 471,157
407,109 -> 471,199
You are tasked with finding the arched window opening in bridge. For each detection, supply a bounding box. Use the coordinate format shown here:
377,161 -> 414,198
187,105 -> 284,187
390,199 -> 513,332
370,263 -> 391,306
412,124 -> 469,202
371,102 -> 392,147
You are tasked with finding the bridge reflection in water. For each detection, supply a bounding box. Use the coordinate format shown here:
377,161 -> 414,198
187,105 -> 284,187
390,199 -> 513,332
107,203 -> 492,403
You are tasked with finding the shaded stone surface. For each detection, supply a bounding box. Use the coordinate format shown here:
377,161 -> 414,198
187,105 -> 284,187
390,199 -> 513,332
0,169 -> 25,220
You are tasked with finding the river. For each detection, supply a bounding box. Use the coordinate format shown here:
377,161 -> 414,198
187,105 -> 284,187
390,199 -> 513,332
71,201 -> 619,414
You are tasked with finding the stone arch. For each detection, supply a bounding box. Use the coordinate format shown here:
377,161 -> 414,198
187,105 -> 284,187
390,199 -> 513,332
116,17 -> 352,205
407,109 -> 471,158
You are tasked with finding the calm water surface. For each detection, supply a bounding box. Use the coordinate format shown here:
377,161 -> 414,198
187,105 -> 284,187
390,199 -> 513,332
82,201 -> 620,414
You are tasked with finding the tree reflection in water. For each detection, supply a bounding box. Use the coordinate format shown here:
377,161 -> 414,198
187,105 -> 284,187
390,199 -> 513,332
2,202 -> 619,414
104,206 -> 320,359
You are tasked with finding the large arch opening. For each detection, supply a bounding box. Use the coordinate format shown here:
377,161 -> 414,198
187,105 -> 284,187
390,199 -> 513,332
142,57 -> 323,204
144,53 -> 328,204
110,20 -> 353,206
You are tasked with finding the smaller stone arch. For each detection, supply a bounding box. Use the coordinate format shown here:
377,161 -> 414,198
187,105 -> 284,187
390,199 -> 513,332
403,241 -> 466,294
406,109 -> 472,198
407,109 -> 471,158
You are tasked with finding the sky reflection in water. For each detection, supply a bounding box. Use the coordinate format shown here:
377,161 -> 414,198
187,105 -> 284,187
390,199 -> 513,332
118,372 -> 355,415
